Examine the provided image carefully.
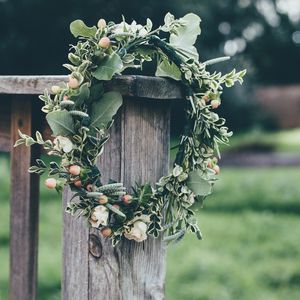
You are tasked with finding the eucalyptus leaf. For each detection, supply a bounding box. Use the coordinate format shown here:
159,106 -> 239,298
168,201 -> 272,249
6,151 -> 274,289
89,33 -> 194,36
88,82 -> 104,105
70,82 -> 90,106
46,110 -> 75,136
90,91 -> 123,128
156,59 -> 182,81
91,53 -> 123,81
169,13 -> 201,60
70,20 -> 97,38
187,170 -> 212,196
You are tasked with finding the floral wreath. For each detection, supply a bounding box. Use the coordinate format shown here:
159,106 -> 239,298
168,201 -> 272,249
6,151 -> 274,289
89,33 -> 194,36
15,13 -> 246,246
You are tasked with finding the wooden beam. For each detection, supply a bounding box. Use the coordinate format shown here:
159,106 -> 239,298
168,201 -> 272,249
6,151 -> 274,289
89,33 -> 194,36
9,96 -> 40,300
0,75 -> 183,99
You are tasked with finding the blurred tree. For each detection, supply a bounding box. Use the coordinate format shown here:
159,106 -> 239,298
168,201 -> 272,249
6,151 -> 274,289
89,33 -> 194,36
0,0 -> 177,75
179,0 -> 300,85
1,0 -> 299,131
1,0 -> 298,82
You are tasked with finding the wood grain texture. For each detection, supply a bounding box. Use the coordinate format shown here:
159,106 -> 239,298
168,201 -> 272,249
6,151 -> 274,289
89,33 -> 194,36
62,188 -> 89,300
63,97 -> 170,300
0,75 -> 182,99
9,96 -> 40,300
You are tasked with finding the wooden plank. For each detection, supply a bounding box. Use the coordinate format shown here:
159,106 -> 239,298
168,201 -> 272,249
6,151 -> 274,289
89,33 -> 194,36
62,189 -> 89,300
63,97 -> 170,299
9,96 -> 40,300
88,113 -> 123,300
115,98 -> 169,300
0,99 -> 11,152
0,75 -> 183,99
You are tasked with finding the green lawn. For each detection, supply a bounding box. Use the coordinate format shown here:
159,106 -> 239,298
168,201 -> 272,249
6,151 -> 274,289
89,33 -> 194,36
1,153 -> 300,299
220,128 -> 300,154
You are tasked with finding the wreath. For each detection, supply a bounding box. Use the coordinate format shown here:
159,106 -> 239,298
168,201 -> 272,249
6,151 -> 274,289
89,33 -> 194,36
15,13 -> 246,246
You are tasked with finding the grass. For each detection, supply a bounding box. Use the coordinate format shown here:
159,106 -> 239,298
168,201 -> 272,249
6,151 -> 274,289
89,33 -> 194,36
219,128 -> 300,154
1,153 -> 300,299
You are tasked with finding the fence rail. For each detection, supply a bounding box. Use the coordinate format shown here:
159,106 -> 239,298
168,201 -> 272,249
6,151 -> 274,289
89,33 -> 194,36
0,75 -> 181,300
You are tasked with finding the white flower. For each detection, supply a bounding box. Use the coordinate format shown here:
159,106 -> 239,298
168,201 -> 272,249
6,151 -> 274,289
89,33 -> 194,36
128,214 -> 150,225
124,216 -> 149,242
136,24 -> 148,37
89,205 -> 109,228
53,136 -> 74,153
112,22 -> 130,35
113,21 -> 147,37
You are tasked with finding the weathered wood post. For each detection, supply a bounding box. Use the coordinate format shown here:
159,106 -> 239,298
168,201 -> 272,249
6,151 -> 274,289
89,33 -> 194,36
63,76 -> 181,300
10,96 -> 41,300
0,75 -> 182,300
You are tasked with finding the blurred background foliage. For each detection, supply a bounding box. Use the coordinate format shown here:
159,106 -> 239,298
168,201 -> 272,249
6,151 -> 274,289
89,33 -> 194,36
1,0 -> 300,132
1,1 -> 300,299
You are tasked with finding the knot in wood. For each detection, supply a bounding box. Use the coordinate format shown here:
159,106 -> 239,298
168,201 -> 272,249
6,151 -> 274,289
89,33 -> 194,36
89,234 -> 103,258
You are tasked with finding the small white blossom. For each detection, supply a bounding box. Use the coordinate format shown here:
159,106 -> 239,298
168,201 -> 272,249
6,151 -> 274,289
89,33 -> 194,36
89,205 -> 109,228
124,221 -> 148,242
53,136 -> 74,153
124,215 -> 150,242
112,22 -> 130,35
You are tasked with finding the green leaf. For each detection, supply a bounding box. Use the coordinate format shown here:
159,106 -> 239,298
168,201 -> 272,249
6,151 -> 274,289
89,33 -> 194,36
91,53 -> 123,81
70,20 -> 97,38
169,13 -> 201,60
70,82 -> 90,106
46,110 -> 75,136
88,82 -> 104,104
14,139 -> 25,147
137,184 -> 153,205
90,91 -> 123,128
187,170 -> 212,196
156,59 -> 182,81
172,165 -> 183,177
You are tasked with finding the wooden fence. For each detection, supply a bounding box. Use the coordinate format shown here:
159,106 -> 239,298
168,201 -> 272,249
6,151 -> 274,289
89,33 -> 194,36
0,75 -> 182,300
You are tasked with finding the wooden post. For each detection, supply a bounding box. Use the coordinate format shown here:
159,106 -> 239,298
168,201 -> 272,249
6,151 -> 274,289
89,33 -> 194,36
9,96 -> 40,300
63,97 -> 170,300
0,75 -> 181,300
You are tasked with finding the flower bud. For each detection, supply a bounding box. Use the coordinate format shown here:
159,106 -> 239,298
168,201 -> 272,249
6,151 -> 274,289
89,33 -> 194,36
74,180 -> 82,188
98,37 -> 110,49
45,178 -> 57,189
98,195 -> 108,204
101,227 -> 112,237
97,18 -> 107,29
68,75 -> 80,89
211,100 -> 221,109
51,85 -> 61,94
122,194 -> 132,205
69,165 -> 81,176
